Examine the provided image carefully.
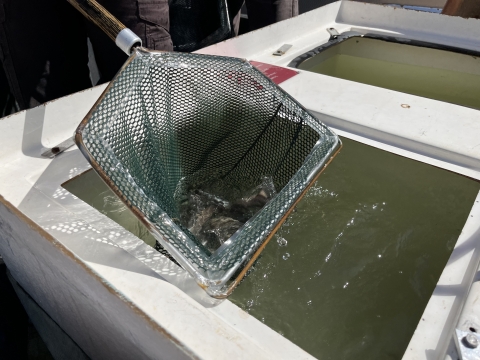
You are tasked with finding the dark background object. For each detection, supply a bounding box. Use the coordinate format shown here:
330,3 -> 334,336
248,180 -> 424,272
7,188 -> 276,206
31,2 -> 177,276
0,0 -> 92,110
239,0 -> 336,34
442,0 -> 480,18
169,0 -> 231,52
242,0 -> 337,15
0,260 -> 28,359
0,65 -> 18,117
299,0 -> 336,13
0,261 -> 53,360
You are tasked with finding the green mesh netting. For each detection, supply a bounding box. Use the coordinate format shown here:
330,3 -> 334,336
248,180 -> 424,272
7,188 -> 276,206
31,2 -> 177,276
76,50 -> 339,296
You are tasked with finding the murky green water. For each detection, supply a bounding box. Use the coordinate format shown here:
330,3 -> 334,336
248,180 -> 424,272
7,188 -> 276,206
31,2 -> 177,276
229,138 -> 480,359
297,37 -> 480,110
64,138 -> 480,359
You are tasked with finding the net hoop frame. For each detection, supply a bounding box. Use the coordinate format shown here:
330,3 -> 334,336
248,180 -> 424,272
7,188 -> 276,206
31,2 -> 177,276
75,48 -> 342,297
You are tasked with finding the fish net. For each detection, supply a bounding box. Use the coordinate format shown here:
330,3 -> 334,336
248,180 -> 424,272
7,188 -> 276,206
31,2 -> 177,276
169,0 -> 231,52
76,50 -> 340,297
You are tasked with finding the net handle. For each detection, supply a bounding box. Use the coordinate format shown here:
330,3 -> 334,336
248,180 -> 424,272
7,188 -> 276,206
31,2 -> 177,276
66,0 -> 142,55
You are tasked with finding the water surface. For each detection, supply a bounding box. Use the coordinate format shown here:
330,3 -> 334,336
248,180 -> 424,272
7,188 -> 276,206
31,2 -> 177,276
298,37 -> 480,110
229,138 -> 480,359
63,138 -> 480,359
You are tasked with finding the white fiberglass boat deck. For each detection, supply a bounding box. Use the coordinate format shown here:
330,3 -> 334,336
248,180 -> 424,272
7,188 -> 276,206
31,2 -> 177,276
1,1 -> 480,359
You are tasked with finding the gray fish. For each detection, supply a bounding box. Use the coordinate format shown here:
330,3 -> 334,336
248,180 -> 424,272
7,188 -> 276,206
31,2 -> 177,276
177,176 -> 276,252
189,204 -> 216,236
233,177 -> 276,219
200,216 -> 243,252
